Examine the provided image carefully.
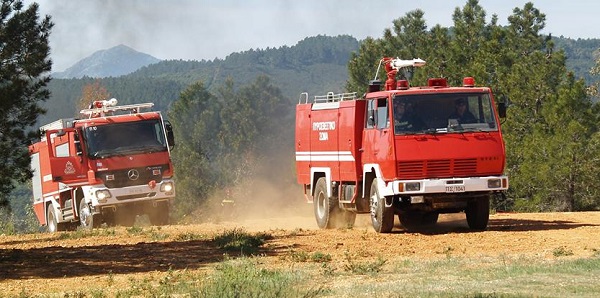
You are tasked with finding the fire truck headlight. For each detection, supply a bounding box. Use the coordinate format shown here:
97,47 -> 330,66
95,189 -> 112,201
488,179 -> 501,189
405,182 -> 421,192
161,182 -> 174,193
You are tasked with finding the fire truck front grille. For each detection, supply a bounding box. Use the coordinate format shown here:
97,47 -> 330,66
98,165 -> 166,188
397,159 -> 477,179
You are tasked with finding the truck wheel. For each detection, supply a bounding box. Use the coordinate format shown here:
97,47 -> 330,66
466,196 -> 490,230
79,199 -> 99,230
313,177 -> 337,229
369,179 -> 394,233
47,207 -> 59,233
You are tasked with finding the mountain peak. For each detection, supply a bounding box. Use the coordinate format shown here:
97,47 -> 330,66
52,45 -> 161,79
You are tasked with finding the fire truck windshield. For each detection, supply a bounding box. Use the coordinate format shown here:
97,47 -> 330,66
84,120 -> 167,158
392,92 -> 498,135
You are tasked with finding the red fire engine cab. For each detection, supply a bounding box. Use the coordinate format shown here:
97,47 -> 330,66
295,57 -> 508,233
29,99 -> 176,232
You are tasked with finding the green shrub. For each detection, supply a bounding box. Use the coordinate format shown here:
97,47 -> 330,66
212,228 -> 272,255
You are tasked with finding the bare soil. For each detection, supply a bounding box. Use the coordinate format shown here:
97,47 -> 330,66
1,210 -> 600,296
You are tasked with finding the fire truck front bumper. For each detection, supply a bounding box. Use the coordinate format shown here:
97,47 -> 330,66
387,176 -> 508,199
83,179 -> 176,207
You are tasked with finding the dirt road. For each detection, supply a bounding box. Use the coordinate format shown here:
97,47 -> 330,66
1,211 -> 599,296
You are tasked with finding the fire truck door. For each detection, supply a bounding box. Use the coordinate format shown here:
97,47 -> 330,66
45,128 -> 88,183
362,98 -> 395,177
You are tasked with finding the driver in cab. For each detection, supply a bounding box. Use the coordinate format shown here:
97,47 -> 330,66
393,100 -> 424,133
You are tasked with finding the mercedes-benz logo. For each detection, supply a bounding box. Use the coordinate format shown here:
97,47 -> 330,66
127,169 -> 140,181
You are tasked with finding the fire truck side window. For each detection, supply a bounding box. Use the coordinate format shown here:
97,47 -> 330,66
365,98 -> 388,129
376,98 -> 388,129
366,100 -> 375,129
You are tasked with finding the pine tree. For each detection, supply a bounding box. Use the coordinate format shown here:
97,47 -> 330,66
167,81 -> 220,217
0,1 -> 53,207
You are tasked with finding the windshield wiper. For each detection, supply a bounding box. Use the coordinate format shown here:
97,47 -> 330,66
92,149 -> 118,158
419,128 -> 448,134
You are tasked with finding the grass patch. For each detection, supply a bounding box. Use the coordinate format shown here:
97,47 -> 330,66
343,251 -> 387,275
283,250 -> 332,263
201,258 -> 326,297
57,228 -> 116,240
553,246 -> 574,257
125,225 -> 144,235
212,228 -> 273,255
173,231 -> 206,241
336,255 -> 600,297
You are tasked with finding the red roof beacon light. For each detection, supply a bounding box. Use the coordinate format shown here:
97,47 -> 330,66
463,77 -> 475,87
427,78 -> 448,87
397,80 -> 409,90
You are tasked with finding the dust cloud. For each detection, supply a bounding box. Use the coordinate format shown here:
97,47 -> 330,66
180,176 -> 318,232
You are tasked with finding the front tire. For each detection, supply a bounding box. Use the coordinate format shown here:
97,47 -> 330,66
369,179 -> 394,233
47,207 -> 59,233
79,199 -> 99,230
466,196 -> 490,230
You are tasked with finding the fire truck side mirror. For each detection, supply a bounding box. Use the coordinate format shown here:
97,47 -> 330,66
497,102 -> 507,118
367,111 -> 375,127
164,120 -> 175,149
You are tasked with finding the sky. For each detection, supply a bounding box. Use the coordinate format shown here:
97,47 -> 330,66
25,0 -> 600,72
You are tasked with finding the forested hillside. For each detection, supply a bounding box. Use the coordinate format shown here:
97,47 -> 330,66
40,35 -> 358,125
553,37 -> 600,85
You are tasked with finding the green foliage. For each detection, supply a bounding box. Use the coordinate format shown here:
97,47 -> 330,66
553,246 -> 574,257
0,0 -> 53,207
212,228 -> 272,255
1,183 -> 39,234
168,75 -> 294,219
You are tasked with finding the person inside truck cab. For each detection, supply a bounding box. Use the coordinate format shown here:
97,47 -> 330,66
393,100 -> 424,133
448,98 -> 477,124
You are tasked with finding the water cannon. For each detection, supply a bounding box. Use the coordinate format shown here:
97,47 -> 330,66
373,57 -> 427,92
93,98 -> 118,108
389,58 -> 426,70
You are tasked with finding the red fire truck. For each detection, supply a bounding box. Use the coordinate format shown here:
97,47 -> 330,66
29,99 -> 176,232
295,57 -> 508,233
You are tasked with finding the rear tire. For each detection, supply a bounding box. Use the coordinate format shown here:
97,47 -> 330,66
369,179 -> 394,233
466,196 -> 490,230
314,177 -> 337,229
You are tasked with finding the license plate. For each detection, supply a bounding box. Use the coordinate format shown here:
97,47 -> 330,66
445,185 -> 465,193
